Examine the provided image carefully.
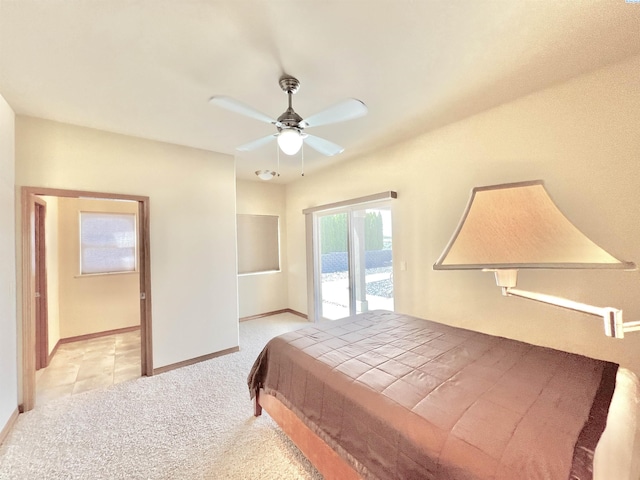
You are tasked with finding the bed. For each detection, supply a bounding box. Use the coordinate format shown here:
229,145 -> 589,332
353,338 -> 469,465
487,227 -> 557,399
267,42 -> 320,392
248,310 -> 640,480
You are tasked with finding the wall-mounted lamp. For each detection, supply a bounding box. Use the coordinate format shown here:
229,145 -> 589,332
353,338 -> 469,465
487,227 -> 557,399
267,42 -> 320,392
433,180 -> 638,338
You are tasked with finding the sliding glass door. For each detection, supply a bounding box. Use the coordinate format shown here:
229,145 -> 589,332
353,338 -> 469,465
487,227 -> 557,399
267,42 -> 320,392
317,211 -> 350,319
315,203 -> 393,321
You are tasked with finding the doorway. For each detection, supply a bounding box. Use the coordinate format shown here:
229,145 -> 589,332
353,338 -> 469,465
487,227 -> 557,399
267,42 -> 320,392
304,192 -> 396,323
21,187 -> 153,412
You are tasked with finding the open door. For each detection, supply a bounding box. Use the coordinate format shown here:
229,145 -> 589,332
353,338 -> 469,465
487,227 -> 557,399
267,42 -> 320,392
34,198 -> 49,370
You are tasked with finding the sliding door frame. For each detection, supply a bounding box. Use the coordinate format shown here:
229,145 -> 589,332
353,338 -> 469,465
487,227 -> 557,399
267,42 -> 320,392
303,191 -> 397,323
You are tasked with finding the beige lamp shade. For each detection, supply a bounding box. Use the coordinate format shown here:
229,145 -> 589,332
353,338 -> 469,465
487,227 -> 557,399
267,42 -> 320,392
434,180 -> 635,270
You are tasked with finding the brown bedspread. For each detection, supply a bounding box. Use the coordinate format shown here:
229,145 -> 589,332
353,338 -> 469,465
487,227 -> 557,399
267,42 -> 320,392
248,311 -> 617,480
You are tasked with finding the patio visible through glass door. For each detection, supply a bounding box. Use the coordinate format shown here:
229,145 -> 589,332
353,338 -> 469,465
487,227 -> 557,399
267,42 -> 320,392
317,204 -> 393,320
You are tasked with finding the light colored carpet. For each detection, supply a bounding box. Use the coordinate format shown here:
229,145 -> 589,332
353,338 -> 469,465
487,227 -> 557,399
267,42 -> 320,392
0,313 -> 323,480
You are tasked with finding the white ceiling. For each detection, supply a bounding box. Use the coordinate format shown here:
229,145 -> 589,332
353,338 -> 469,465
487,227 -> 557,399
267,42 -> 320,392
1,1 -> 639,182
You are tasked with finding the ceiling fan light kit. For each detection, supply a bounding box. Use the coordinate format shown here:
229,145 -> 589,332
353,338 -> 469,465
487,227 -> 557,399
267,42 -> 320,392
210,74 -> 368,176
277,128 -> 304,155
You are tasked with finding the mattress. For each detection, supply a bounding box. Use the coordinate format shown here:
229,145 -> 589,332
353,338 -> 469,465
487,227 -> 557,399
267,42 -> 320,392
249,310 -> 639,479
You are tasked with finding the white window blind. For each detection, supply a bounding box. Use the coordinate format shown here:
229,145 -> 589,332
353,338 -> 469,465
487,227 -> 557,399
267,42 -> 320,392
80,212 -> 137,274
237,214 -> 280,274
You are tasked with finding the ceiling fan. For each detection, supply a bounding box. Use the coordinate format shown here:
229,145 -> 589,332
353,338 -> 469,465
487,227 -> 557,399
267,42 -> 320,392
209,75 -> 368,157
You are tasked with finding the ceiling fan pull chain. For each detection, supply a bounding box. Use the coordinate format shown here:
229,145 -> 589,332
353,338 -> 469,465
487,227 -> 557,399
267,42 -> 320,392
301,144 -> 305,177
276,141 -> 280,176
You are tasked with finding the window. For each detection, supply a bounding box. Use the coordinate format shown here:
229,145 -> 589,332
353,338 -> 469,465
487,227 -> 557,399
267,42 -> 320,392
80,212 -> 137,274
236,214 -> 280,274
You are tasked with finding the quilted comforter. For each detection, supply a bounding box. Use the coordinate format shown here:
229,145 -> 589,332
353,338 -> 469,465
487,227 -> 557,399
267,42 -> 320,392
248,311 -> 617,479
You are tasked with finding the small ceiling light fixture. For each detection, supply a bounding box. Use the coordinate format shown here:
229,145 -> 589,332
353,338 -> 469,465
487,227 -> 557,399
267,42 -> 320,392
434,180 -> 638,338
255,170 -> 276,181
277,128 -> 304,155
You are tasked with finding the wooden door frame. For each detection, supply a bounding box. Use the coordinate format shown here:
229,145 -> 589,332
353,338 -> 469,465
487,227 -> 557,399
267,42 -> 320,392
21,186 -> 153,412
34,197 -> 49,370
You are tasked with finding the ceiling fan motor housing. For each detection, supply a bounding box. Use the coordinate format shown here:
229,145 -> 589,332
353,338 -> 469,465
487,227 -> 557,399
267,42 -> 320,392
277,109 -> 304,130
279,75 -> 300,94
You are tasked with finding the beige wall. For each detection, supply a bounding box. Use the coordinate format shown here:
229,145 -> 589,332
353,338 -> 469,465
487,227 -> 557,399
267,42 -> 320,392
56,197 -> 140,338
41,195 -> 60,353
15,117 -> 239,377
286,55 -> 640,374
0,94 -> 17,430
236,180 -> 289,318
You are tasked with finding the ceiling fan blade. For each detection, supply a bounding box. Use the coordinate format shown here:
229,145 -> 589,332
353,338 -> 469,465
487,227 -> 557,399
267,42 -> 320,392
209,96 -> 277,125
302,98 -> 368,128
303,134 -> 345,156
236,134 -> 277,152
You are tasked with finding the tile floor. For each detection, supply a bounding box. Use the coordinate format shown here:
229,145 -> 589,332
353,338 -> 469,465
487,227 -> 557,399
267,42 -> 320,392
36,329 -> 141,407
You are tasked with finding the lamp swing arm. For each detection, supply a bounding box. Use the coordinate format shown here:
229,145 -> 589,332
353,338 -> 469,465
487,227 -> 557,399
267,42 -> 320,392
500,285 -> 640,339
